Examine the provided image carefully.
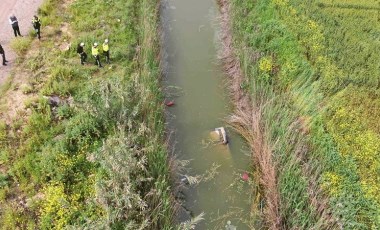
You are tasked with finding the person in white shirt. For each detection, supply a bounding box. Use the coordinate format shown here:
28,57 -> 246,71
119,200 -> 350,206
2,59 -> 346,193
9,15 -> 22,37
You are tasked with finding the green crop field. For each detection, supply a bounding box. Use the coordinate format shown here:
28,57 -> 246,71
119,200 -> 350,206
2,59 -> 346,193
230,0 -> 380,228
318,0 -> 380,9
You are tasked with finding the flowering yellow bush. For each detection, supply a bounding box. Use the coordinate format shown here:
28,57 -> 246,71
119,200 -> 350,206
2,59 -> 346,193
355,131 -> 380,201
41,183 -> 73,229
272,0 -> 289,7
259,56 -> 273,73
299,19 -> 325,57
321,172 -> 342,197
328,105 -> 380,204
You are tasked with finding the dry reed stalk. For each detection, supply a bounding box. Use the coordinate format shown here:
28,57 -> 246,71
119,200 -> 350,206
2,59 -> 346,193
217,0 -> 282,228
231,108 -> 282,229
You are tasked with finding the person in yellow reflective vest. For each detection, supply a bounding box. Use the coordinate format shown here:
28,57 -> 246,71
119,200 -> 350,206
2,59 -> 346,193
103,39 -> 110,64
31,15 -> 41,40
92,43 -> 102,68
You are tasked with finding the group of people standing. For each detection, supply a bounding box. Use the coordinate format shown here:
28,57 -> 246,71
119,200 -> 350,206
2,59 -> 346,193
77,39 -> 110,68
9,14 -> 41,39
2,14 -> 111,69
0,14 -> 41,67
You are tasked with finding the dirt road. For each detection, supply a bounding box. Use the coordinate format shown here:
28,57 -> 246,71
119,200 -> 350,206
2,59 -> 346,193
0,0 -> 43,86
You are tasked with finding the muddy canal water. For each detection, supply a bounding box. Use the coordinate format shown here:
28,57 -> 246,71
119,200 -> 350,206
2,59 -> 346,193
161,0 -> 251,228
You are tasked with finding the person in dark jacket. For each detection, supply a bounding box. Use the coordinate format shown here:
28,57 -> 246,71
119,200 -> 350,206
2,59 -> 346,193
9,15 -> 22,37
0,43 -> 8,66
76,42 -> 87,65
32,15 -> 41,40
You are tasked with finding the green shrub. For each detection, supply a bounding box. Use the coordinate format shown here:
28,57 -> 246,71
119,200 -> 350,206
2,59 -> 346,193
1,0 -> 173,229
56,104 -> 73,120
20,84 -> 34,94
10,37 -> 33,56
0,205 -> 18,230
40,182 -> 73,229
0,173 -> 8,188
0,121 -> 7,143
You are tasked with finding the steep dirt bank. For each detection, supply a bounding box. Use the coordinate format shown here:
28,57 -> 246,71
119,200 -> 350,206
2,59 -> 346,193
217,0 -> 282,228
0,0 -> 44,86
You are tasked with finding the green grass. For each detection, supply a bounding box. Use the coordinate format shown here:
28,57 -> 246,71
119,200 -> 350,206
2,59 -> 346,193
0,74 -> 13,101
10,37 -> 33,56
0,0 -> 174,229
230,0 -> 380,228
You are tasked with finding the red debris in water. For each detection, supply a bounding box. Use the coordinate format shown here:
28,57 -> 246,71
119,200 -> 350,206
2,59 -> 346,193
242,172 -> 249,181
165,101 -> 175,107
